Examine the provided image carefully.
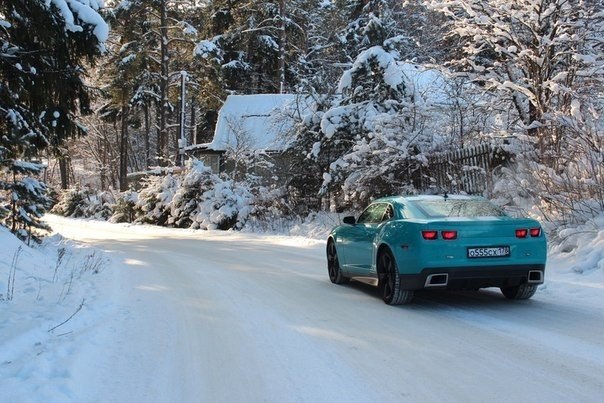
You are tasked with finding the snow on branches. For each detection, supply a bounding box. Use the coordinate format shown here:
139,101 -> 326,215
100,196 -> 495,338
47,0 -> 109,51
427,0 -> 604,220
427,0 -> 604,154
317,46 -> 445,208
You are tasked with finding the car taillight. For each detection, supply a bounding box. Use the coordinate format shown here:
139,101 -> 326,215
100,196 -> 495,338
441,230 -> 457,240
515,229 -> 528,238
422,230 -> 438,240
530,228 -> 541,237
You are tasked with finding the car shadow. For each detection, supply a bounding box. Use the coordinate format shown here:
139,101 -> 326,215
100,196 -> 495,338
345,279 -> 538,308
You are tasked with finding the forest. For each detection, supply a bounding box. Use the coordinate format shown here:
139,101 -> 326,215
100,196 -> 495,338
1,0 -> 602,241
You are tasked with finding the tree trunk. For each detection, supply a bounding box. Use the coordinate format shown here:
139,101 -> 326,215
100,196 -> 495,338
158,0 -> 170,165
59,152 -> 70,189
99,136 -> 107,191
119,92 -> 129,191
144,102 -> 151,168
190,99 -> 196,146
278,0 -> 286,94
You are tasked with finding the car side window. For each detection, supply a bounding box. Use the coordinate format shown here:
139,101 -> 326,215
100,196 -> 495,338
358,203 -> 387,224
382,205 -> 394,221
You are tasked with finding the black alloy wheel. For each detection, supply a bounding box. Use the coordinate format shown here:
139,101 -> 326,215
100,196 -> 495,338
500,283 -> 538,300
378,248 -> 414,305
327,239 -> 349,284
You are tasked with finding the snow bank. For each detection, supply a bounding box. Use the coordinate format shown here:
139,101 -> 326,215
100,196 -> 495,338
549,214 -> 604,278
0,226 -> 114,401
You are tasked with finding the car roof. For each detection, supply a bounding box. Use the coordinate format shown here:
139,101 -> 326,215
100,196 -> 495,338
372,194 -> 486,204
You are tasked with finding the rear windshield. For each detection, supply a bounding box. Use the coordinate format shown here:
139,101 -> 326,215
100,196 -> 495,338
410,200 -> 506,218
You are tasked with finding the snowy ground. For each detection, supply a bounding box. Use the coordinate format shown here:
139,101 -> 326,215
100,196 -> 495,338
1,215 -> 603,402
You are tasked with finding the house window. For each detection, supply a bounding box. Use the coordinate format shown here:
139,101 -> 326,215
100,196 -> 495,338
200,155 -> 220,173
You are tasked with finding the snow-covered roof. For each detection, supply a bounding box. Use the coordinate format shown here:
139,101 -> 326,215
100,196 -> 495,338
200,94 -> 306,152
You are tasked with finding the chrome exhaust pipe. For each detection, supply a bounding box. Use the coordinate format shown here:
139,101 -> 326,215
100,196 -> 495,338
425,273 -> 449,287
528,270 -> 544,284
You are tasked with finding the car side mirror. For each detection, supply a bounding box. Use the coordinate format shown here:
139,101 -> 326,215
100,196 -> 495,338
343,216 -> 356,225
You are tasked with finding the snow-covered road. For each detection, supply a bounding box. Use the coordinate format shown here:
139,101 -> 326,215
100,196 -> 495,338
45,216 -> 604,403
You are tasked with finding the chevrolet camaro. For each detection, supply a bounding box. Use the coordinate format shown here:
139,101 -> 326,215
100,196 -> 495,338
326,195 -> 547,305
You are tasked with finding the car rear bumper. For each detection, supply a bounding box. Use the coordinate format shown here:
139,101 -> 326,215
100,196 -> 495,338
399,264 -> 546,291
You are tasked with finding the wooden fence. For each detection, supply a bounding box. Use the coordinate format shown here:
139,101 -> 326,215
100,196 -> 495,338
418,143 -> 508,195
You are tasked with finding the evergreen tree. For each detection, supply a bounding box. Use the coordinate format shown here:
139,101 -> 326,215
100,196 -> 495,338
195,0 -> 308,95
318,46 -> 437,208
1,0 -> 108,239
1,161 -> 52,243
104,0 -> 200,170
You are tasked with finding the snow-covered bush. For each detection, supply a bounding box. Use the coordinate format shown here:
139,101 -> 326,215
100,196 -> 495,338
244,186 -> 296,232
134,173 -> 180,226
52,188 -> 115,220
494,159 -> 603,228
130,160 -> 252,231
110,191 -> 138,223
550,214 -> 604,274
492,119 -> 603,229
169,160 -> 219,228
178,160 -> 252,230
193,178 -> 252,230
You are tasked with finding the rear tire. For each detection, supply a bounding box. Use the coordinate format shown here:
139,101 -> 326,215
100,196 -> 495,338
378,248 -> 414,305
500,283 -> 538,300
327,239 -> 349,284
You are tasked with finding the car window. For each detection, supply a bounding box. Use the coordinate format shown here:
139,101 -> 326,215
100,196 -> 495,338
357,203 -> 388,224
383,204 -> 394,221
409,200 -> 506,218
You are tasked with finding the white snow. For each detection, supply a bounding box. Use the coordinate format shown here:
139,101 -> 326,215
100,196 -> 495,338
193,39 -> 219,59
338,46 -> 449,105
338,46 -> 404,93
197,94 -> 311,152
1,215 -> 603,402
48,0 -> 109,51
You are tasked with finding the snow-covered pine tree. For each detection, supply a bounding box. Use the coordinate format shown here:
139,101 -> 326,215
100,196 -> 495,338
1,0 -> 107,240
1,0 -> 108,189
1,161 -> 52,243
102,1 -> 160,181
195,0 -> 308,95
105,0 -> 200,170
318,45 -> 433,209
339,0 -> 420,61
283,91 -> 337,211
292,1 -> 350,95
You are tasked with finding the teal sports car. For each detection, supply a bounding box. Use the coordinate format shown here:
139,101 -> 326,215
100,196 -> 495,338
326,195 -> 547,305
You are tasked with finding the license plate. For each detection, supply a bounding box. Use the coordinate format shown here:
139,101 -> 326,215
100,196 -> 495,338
467,246 -> 510,258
